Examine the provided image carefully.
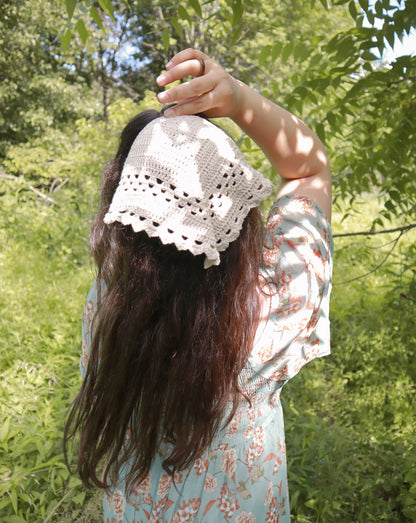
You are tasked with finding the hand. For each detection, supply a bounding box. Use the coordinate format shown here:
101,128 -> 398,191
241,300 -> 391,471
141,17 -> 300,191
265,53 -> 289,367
156,48 -> 241,119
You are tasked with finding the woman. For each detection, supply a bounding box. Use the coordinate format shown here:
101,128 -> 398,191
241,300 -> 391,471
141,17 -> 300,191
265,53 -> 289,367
65,48 -> 333,522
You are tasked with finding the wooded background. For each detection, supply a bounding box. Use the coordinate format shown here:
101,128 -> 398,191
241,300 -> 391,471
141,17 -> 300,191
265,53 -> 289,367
0,0 -> 415,521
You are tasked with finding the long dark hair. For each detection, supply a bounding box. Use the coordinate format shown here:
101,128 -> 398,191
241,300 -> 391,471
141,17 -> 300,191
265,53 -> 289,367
64,110 -> 265,495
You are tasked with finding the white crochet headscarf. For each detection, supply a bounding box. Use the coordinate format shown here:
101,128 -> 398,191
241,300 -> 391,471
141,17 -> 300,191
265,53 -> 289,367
104,115 -> 273,269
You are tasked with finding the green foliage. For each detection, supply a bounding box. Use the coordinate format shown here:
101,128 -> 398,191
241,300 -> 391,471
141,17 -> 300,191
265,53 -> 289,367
0,94 -> 158,521
1,0 -> 415,519
0,0 -> 102,156
284,198 -> 416,522
59,0 -> 416,246
0,179 -> 91,520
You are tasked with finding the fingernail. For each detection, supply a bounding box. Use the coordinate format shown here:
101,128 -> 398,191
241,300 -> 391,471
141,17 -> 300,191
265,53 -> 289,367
157,92 -> 168,103
166,61 -> 174,69
156,74 -> 166,85
164,108 -> 174,118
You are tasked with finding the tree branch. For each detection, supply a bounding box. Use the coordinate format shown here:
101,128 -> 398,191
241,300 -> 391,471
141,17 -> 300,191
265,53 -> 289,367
334,233 -> 402,286
0,173 -> 60,205
333,223 -> 416,238
28,185 -> 59,205
387,74 -> 416,87
400,294 -> 416,303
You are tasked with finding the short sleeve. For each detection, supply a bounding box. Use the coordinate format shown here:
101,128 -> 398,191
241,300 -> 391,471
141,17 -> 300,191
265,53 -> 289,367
249,195 -> 333,383
80,279 -> 100,379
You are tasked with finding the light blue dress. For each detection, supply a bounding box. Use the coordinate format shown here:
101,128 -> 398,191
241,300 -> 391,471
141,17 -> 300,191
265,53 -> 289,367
81,196 -> 333,523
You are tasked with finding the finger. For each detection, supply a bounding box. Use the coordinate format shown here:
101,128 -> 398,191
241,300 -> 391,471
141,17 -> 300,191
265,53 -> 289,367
157,75 -> 215,104
156,58 -> 207,88
164,90 -> 217,118
165,48 -> 208,70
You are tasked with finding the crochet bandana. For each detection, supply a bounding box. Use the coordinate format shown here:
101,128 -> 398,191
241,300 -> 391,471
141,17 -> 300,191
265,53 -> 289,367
104,115 -> 273,268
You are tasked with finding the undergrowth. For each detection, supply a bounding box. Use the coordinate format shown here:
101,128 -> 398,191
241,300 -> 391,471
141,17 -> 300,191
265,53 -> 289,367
1,139 -> 415,521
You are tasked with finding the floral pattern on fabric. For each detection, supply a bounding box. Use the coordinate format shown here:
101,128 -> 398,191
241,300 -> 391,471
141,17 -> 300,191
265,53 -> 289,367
81,195 -> 333,523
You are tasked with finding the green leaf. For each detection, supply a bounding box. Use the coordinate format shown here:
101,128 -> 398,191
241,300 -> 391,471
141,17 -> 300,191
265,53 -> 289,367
384,29 -> 395,49
61,28 -> 72,51
316,122 -> 326,143
178,5 -> 192,25
294,43 -> 309,62
65,0 -> 76,20
78,2 -> 88,14
309,53 -> 322,68
272,82 -> 280,100
259,45 -> 271,66
68,476 -> 83,488
162,27 -> 170,51
10,489 -> 18,514
327,112 -> 338,131
272,42 -> 283,61
358,0 -> 369,14
318,0 -> 329,10
90,6 -> 104,31
0,417 -> 10,441
171,17 -> 183,39
281,42 -> 293,63
76,19 -> 88,44
72,491 -> 86,505
243,137 -> 252,150
188,0 -> 202,18
349,0 -> 357,20
232,0 -> 244,27
375,0 -> 383,17
231,23 -> 244,45
98,0 -> 115,21
3,517 -> 27,523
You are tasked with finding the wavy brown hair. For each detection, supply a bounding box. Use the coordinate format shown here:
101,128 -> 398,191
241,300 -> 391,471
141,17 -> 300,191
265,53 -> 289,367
64,110 -> 265,495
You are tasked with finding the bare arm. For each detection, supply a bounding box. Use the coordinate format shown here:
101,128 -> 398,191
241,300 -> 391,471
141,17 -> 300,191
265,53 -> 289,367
156,49 -> 332,220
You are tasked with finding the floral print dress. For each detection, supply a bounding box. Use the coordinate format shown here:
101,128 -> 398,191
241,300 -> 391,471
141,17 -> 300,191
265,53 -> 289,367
81,195 -> 333,523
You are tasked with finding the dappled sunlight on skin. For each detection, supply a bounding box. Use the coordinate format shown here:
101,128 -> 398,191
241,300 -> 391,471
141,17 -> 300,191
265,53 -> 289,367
316,149 -> 327,165
235,95 -> 329,175
277,176 -> 332,222
232,96 -> 331,219
156,49 -> 332,223
294,129 -> 314,158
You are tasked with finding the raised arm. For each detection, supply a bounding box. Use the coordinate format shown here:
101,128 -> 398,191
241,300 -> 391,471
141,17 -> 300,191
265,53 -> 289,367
156,49 -> 331,220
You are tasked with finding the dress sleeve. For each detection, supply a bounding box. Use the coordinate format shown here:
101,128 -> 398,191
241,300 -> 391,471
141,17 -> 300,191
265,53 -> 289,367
249,195 -> 333,383
80,279 -> 99,379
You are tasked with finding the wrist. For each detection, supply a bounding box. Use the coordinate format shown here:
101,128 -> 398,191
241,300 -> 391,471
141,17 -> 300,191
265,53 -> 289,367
229,80 -> 260,129
228,78 -> 247,121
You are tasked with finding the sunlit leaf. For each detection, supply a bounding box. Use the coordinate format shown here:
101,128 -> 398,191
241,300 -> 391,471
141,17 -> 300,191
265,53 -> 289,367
178,5 -> 192,25
259,45 -> 271,66
76,18 -> 88,44
231,24 -> 244,45
98,0 -> 115,21
65,0 -> 76,20
232,0 -> 244,27
162,27 -> 170,51
0,418 -> 10,442
3,516 -> 27,523
188,0 -> 202,18
90,5 -> 104,31
171,17 -> 183,39
60,28 -> 71,51
281,42 -> 293,63
272,42 -> 283,62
